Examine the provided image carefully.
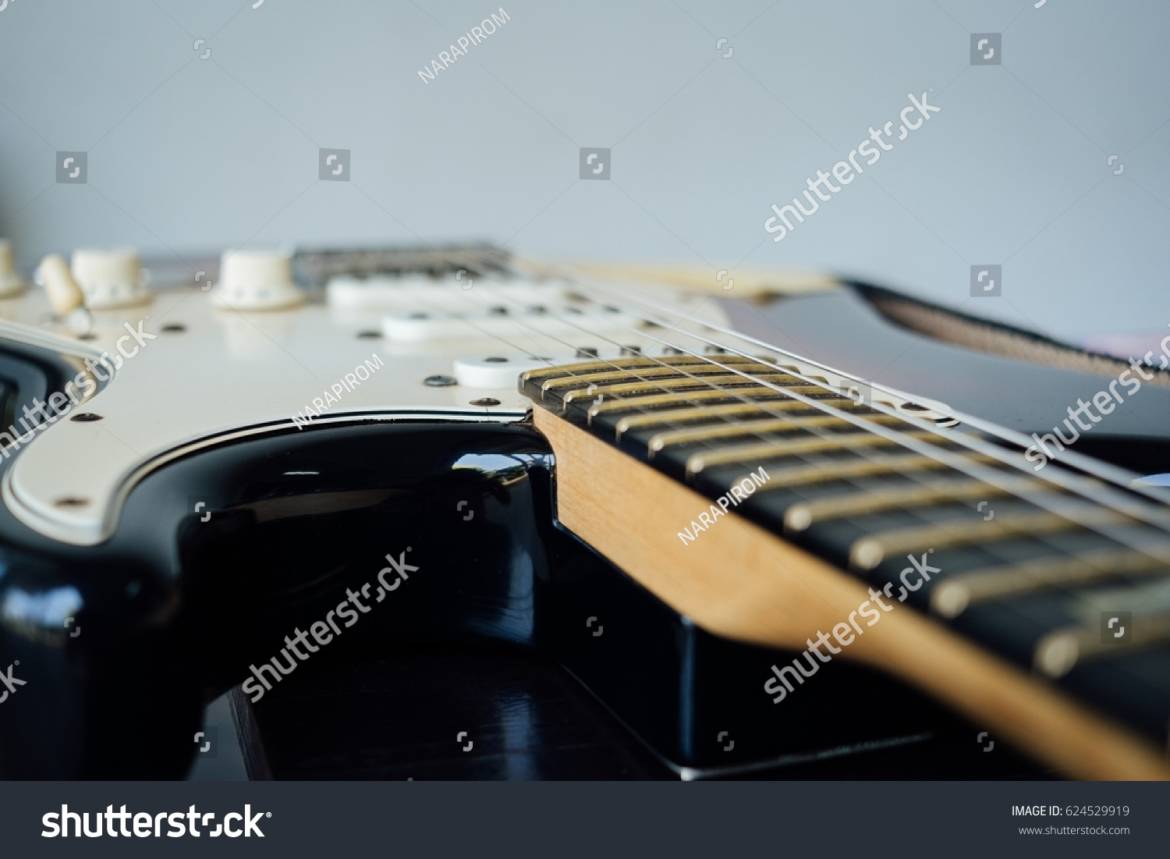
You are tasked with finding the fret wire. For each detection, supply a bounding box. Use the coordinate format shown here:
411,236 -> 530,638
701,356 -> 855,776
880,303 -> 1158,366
646,413 -> 907,455
1035,608 -> 1170,677
615,400 -> 867,439
931,549 -> 1169,617
538,362 -> 773,394
781,476 -> 1036,533
458,279 -> 1131,585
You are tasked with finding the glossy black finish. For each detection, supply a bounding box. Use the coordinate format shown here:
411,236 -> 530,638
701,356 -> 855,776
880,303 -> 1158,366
0,410 -> 559,777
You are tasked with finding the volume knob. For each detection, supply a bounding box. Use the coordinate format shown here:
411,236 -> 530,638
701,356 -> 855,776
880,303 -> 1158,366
0,239 -> 26,297
212,249 -> 303,311
71,248 -> 151,309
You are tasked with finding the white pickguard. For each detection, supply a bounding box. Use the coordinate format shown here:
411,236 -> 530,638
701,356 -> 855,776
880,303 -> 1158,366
0,261 -> 734,546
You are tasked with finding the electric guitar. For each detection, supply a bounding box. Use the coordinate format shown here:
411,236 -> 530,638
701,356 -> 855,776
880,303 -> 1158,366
0,241 -> 1166,779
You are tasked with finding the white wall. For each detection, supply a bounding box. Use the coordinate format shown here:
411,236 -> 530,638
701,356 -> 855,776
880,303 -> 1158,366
1,0 -> 1168,340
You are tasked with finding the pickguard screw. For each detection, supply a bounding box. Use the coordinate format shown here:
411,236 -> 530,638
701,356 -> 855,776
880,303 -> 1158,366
424,375 -> 457,387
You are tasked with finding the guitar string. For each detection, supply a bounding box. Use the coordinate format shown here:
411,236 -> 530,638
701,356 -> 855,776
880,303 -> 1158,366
450,272 -> 1170,581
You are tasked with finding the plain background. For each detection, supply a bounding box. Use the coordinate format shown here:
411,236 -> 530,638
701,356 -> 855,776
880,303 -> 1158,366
0,0 -> 1167,344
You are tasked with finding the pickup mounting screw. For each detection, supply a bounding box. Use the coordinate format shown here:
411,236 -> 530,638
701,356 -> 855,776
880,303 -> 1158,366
424,375 -> 457,387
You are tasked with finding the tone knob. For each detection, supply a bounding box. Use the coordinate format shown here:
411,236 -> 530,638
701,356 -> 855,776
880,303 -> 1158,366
71,248 -> 150,309
211,249 -> 303,311
0,239 -> 25,297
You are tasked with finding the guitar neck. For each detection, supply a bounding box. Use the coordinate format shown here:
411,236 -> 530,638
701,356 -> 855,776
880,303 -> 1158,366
521,354 -> 1170,779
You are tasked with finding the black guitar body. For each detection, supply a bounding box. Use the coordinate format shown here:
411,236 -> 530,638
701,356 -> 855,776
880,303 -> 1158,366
0,282 -> 1166,778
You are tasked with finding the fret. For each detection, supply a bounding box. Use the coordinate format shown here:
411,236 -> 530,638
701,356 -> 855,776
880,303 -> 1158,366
520,353 -> 759,383
782,477 -> 1037,533
849,509 -> 1133,570
586,387 -> 807,421
539,362 -> 774,395
646,413 -> 906,456
560,374 -> 803,409
612,400 -> 863,439
685,430 -> 941,477
931,549 -> 1170,618
747,452 -> 1001,490
1035,609 -> 1170,677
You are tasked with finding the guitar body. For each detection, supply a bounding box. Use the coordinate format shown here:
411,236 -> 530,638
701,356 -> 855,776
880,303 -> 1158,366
0,245 -> 1166,778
